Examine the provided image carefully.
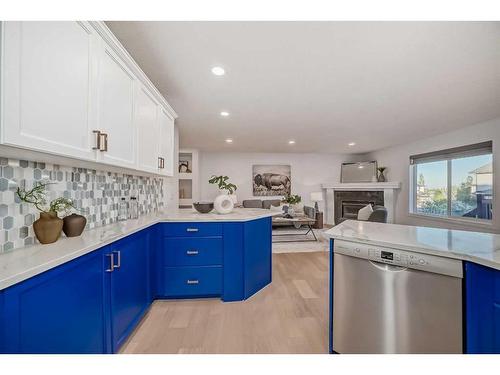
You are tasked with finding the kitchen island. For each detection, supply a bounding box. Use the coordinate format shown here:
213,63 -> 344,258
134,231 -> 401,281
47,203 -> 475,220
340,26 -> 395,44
324,220 -> 500,354
0,208 -> 278,354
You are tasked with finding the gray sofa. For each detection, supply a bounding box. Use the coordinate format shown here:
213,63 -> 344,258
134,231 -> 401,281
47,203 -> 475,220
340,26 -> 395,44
242,199 -> 316,226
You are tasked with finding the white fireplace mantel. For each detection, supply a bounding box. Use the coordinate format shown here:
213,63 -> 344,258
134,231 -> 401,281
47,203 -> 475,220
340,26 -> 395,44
321,182 -> 401,224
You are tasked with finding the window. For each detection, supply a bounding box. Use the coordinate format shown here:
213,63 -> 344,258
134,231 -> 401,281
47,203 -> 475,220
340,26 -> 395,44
410,141 -> 493,222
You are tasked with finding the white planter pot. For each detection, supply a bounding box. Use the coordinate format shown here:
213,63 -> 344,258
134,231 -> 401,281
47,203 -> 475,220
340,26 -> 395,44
214,194 -> 234,214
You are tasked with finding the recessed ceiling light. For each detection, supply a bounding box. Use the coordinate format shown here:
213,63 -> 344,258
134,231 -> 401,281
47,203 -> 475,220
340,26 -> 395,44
225,138 -> 233,143
288,140 -> 296,145
348,142 -> 356,146
220,111 -> 230,117
211,66 -> 225,76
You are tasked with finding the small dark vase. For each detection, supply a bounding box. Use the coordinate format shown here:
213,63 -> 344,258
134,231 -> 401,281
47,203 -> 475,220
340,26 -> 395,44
377,170 -> 387,182
33,211 -> 63,244
63,213 -> 87,237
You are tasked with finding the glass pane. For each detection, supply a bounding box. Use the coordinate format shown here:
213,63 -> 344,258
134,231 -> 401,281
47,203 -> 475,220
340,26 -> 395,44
415,161 -> 448,216
451,154 -> 493,220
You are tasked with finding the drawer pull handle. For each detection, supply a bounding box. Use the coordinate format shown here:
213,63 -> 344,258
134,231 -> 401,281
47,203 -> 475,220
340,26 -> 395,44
112,250 -> 121,269
105,253 -> 114,272
186,279 -> 199,285
186,250 -> 199,255
186,228 -> 199,232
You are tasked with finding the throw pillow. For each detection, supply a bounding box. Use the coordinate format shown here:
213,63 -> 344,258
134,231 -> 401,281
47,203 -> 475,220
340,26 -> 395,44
357,204 -> 373,221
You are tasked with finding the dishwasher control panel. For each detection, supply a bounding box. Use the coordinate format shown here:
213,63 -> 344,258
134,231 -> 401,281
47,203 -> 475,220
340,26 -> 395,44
334,239 -> 463,278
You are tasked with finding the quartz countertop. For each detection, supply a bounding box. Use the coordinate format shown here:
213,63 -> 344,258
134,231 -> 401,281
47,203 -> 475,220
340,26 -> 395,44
324,220 -> 500,270
0,208 -> 279,291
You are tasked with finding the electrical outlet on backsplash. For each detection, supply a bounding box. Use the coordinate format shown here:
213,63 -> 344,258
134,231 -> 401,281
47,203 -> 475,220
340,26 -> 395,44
0,157 -> 172,253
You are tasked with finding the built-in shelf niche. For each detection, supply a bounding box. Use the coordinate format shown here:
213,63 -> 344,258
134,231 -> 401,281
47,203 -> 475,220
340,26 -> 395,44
178,149 -> 199,209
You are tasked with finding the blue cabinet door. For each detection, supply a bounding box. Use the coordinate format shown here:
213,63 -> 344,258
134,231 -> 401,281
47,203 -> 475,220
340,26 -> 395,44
465,262 -> 500,353
0,291 -> 4,353
243,217 -> 272,299
1,248 -> 109,354
109,230 -> 150,352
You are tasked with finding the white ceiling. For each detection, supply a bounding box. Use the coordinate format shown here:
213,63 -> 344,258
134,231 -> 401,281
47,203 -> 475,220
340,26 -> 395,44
107,21 -> 500,154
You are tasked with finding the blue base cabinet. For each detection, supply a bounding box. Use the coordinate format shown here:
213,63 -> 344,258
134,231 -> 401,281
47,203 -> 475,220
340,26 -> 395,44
109,230 -> 151,353
158,217 -> 272,302
465,262 -> 500,354
0,291 -> 4,353
1,247 -> 109,354
0,218 -> 273,353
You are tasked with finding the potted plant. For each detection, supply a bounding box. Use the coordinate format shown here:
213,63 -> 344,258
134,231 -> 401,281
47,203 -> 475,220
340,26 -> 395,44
208,175 -> 238,214
16,182 -> 79,244
281,193 -> 303,214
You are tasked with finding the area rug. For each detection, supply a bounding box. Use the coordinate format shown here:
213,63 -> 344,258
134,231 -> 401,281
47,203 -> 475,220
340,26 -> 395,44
272,226 -> 330,253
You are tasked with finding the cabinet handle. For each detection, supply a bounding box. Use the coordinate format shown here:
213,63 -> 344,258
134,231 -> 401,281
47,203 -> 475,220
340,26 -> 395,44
186,279 -> 199,285
105,253 -> 114,272
161,158 -> 165,169
112,250 -> 121,269
92,130 -> 102,150
100,133 -> 108,152
186,228 -> 199,232
186,250 -> 199,255
158,157 -> 162,169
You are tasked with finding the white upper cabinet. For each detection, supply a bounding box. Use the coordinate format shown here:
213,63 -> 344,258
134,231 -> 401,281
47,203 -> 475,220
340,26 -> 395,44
96,41 -> 136,169
1,21 -> 98,161
135,85 -> 160,174
0,21 -> 177,174
158,108 -> 175,176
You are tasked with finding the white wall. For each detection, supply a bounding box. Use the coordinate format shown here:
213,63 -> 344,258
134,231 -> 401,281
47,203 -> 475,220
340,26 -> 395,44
367,117 -> 500,233
199,152 -> 364,213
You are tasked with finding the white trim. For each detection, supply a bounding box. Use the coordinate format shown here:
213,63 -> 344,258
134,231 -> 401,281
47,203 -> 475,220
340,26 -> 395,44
407,213 -> 494,230
321,182 -> 401,190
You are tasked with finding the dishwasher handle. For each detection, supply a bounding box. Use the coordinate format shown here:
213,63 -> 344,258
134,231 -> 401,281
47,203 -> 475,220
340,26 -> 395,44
369,260 -> 408,272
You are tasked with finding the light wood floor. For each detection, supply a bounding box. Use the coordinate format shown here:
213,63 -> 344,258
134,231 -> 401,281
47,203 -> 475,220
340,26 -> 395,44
120,251 -> 329,354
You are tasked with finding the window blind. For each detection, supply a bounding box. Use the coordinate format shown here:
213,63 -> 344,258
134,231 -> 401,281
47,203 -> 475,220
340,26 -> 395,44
409,141 -> 492,165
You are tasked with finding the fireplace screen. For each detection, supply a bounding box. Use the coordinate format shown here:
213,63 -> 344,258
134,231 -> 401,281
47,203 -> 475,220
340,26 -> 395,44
334,190 -> 384,224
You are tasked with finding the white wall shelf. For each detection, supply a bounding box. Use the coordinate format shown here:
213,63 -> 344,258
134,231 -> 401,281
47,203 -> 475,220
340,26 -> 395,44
178,149 -> 199,208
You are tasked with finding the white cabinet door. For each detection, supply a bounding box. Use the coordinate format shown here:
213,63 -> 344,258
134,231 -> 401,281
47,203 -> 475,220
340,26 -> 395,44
96,42 -> 136,169
158,108 -> 175,176
135,85 -> 160,173
1,21 -> 98,160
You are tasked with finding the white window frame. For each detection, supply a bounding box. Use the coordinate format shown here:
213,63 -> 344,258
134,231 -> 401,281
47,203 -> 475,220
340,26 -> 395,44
409,141 -> 493,227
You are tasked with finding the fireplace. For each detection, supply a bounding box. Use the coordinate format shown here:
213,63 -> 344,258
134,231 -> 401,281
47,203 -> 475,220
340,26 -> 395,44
322,182 -> 400,225
334,191 -> 384,224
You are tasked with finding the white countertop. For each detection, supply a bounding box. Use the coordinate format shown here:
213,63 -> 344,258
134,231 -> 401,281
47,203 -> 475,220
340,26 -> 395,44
0,208 -> 279,291
324,220 -> 500,270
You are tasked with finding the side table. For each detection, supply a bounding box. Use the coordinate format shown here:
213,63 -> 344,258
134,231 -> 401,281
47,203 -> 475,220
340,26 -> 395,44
313,211 -> 324,229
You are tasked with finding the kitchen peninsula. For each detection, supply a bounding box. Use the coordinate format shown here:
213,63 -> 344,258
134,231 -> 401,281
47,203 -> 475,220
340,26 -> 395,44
0,208 -> 278,354
324,220 -> 500,354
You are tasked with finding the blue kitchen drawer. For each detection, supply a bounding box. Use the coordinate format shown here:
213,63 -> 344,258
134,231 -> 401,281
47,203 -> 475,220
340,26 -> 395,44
163,266 -> 222,297
163,238 -> 223,267
161,222 -> 223,237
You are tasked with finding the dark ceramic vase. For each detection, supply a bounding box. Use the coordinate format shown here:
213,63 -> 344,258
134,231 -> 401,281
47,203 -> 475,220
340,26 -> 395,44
33,211 -> 63,244
377,170 -> 386,182
63,213 -> 87,237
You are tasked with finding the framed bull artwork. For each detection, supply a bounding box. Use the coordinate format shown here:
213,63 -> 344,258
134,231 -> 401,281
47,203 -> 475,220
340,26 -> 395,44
252,165 -> 291,196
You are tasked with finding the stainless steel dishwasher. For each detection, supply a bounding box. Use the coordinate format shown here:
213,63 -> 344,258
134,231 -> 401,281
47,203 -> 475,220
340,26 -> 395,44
332,240 -> 463,354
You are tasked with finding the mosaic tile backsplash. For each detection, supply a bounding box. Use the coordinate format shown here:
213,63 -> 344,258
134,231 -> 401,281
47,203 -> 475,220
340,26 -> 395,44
0,157 -> 168,252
